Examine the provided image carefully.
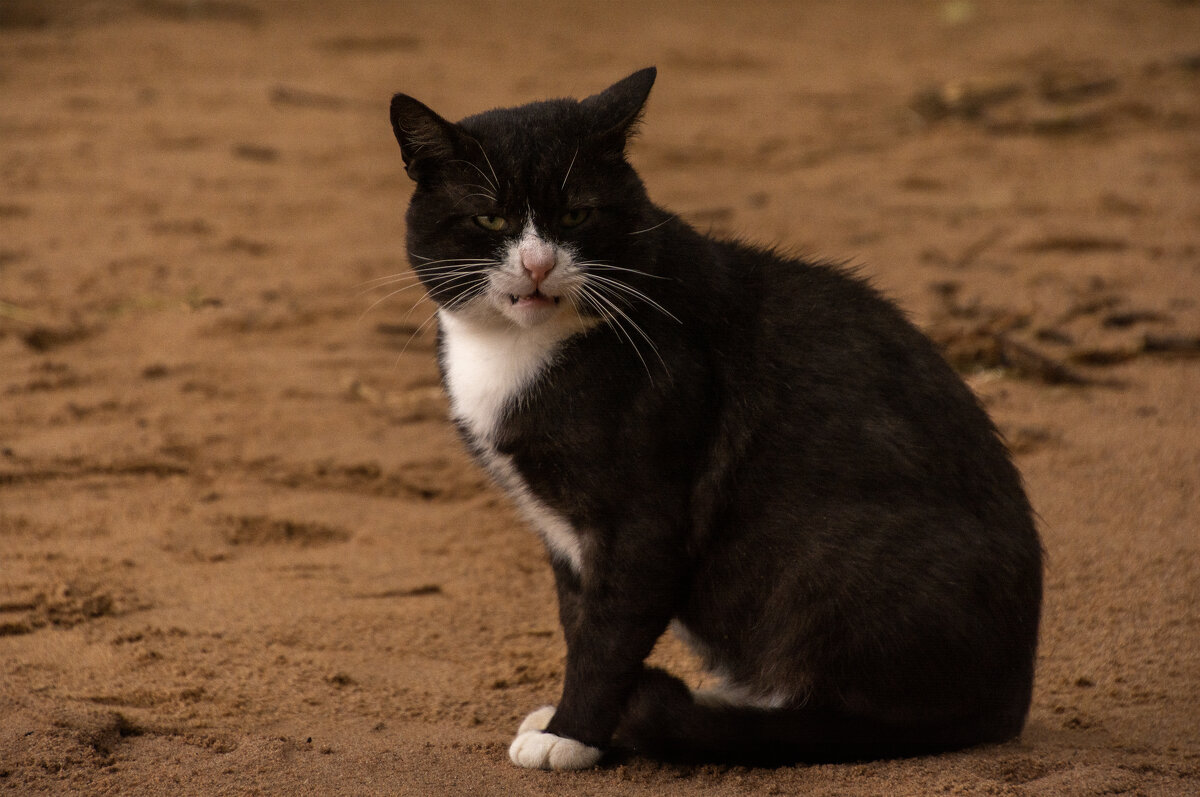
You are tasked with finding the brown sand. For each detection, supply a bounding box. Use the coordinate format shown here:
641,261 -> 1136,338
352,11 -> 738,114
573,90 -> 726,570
2,2 -> 1198,794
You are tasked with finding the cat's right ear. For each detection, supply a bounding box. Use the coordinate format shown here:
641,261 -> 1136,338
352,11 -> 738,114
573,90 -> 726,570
390,94 -> 460,181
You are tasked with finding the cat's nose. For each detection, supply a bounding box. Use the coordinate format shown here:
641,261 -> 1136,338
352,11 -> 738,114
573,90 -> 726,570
519,238 -> 557,286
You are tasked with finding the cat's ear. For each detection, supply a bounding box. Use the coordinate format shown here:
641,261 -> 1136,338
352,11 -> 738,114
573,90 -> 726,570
581,66 -> 657,149
390,94 -> 461,181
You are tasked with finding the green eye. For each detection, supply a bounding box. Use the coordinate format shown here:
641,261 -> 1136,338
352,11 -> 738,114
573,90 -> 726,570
473,215 -> 509,232
560,208 -> 592,228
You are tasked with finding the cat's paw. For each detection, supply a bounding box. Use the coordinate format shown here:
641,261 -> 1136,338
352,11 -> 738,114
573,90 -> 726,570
509,707 -> 602,770
508,729 -> 603,770
517,705 -> 557,735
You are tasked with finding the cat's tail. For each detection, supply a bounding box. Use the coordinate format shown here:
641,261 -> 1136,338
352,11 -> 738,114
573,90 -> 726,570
614,669 -> 1024,766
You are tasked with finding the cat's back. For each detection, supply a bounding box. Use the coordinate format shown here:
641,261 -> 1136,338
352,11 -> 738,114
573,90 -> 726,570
685,234 -> 1028,515
699,235 -> 954,392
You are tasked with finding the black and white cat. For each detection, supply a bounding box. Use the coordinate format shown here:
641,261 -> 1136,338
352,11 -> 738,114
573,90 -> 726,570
388,68 -> 1042,770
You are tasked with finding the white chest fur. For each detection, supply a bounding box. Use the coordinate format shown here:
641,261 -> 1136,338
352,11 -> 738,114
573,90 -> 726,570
437,309 -> 563,442
438,308 -> 589,571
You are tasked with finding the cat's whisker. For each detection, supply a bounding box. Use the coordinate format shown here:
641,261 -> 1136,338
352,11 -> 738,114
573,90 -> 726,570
440,267 -> 491,296
405,254 -> 501,266
359,284 -> 432,321
572,259 -> 681,322
576,261 -> 675,281
583,272 -> 681,324
360,270 -> 486,319
565,289 -> 591,330
356,264 -> 490,297
355,272 -> 418,290
597,308 -> 658,384
394,305 -> 442,363
379,277 -> 482,331
396,295 -> 438,325
456,192 -> 500,206
408,262 -> 497,277
386,255 -> 496,284
462,183 -> 498,198
585,280 -> 665,351
476,144 -> 501,196
449,157 -> 498,195
359,267 -> 446,289
444,280 -> 490,313
359,272 -> 428,288
570,287 -> 639,368
401,273 -> 487,324
561,147 -> 579,191
355,277 -> 425,300
579,282 -> 666,381
428,272 -> 491,306
627,217 -> 672,236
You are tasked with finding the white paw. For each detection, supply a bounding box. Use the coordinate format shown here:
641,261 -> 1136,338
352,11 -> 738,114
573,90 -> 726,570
509,707 -> 602,770
517,705 -> 557,735
508,729 -> 603,770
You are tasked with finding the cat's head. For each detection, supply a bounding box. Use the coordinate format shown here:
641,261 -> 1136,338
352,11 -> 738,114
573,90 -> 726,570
390,68 -> 661,330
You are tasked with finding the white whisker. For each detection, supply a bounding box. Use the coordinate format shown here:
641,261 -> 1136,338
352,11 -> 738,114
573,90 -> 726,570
449,158 -> 498,194
407,254 -> 499,265
359,266 -> 490,318
472,140 -> 501,195
395,305 -> 441,363
462,183 -> 498,199
356,263 -> 491,296
456,192 -> 499,206
576,261 -> 674,281
580,282 -> 667,381
571,286 -> 637,362
561,147 -> 579,191
583,272 -> 681,324
627,216 -> 672,236
355,277 -> 425,300
360,283 -> 433,320
355,272 -> 420,289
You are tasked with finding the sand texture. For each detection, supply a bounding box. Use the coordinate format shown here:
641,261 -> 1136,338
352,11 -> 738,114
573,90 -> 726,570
2,1 -> 1199,794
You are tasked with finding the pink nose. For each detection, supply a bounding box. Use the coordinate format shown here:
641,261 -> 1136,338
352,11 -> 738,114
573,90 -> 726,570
519,238 -> 556,286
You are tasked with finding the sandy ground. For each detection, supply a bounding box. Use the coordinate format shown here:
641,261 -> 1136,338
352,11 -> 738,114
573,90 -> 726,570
2,1 -> 1199,794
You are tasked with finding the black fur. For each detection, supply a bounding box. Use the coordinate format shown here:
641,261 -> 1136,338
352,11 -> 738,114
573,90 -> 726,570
389,67 -> 1042,766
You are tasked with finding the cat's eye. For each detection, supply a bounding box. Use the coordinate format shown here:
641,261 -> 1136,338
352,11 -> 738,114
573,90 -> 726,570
473,214 -> 509,232
560,208 -> 592,228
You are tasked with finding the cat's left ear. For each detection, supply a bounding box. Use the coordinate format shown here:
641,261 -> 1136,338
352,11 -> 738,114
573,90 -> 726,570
581,66 -> 657,150
390,93 -> 461,181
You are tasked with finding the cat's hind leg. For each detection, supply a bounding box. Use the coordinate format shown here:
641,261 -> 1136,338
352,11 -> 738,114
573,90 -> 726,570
615,668 -> 1021,766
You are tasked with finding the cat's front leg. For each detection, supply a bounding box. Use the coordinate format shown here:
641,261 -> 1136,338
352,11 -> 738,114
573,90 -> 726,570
508,559 -> 604,770
509,545 -> 679,770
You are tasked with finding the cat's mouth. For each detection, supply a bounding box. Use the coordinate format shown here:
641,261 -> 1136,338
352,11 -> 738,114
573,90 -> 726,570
509,290 -> 560,307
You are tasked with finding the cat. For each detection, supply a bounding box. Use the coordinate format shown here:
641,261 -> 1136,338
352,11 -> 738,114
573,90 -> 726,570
388,67 -> 1042,770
